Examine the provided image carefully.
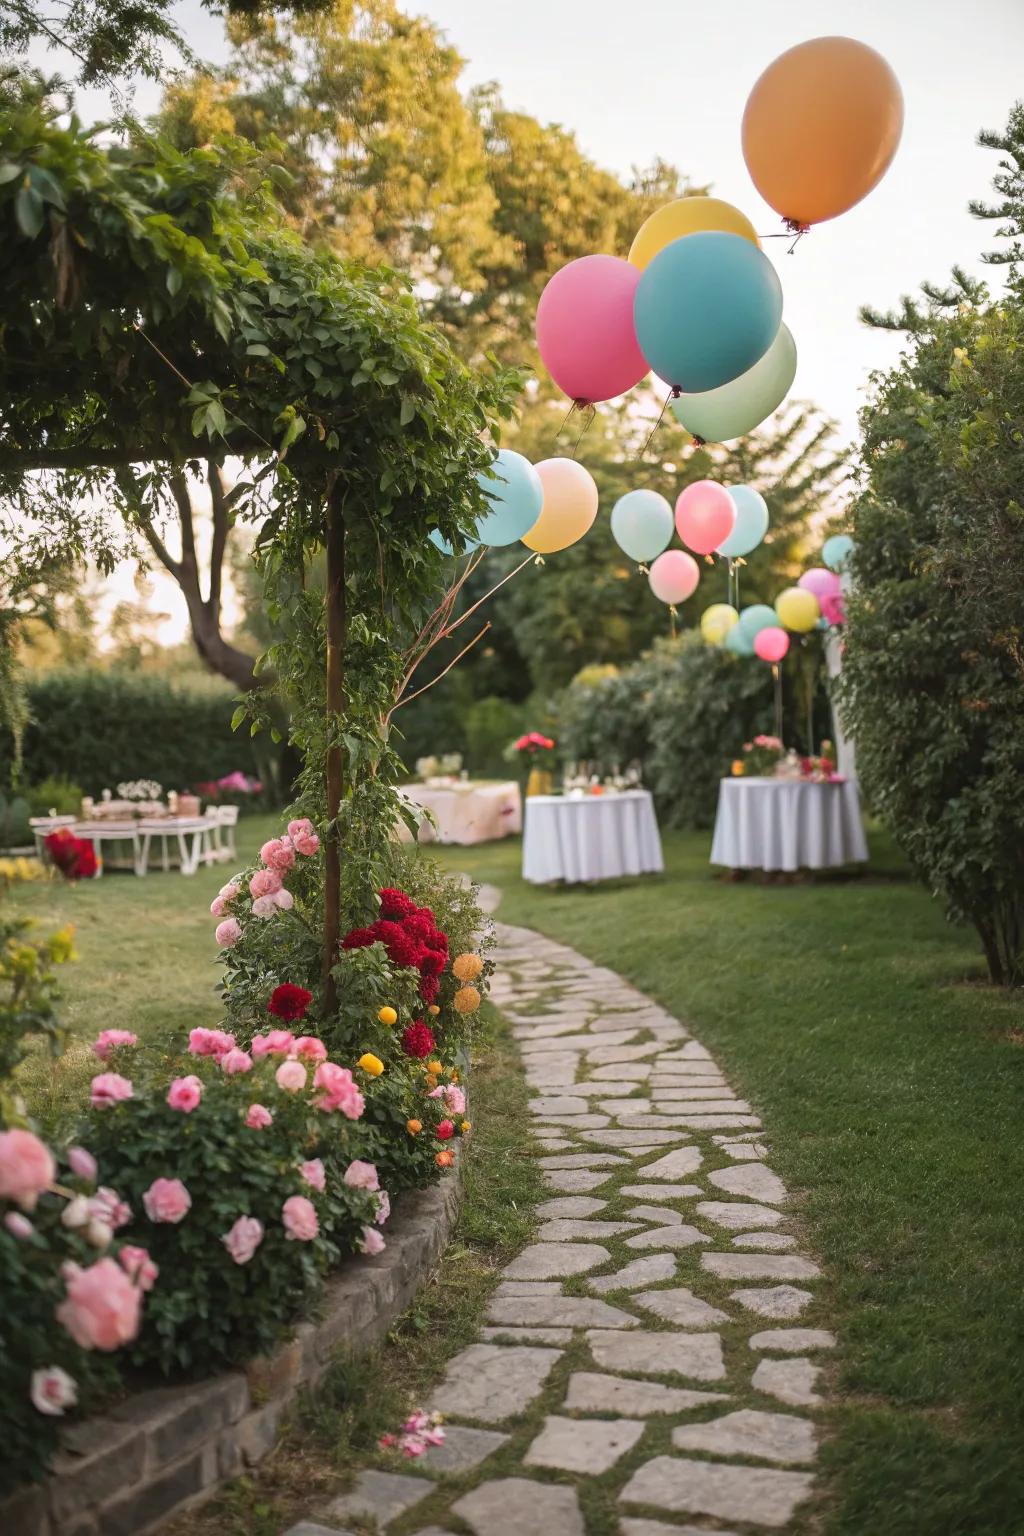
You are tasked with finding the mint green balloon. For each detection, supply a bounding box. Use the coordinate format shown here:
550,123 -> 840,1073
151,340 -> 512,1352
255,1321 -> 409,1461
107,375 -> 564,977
823,534 -> 855,572
726,623 -> 755,656
670,324 -> 797,444
611,489 -> 674,563
737,603 -> 777,640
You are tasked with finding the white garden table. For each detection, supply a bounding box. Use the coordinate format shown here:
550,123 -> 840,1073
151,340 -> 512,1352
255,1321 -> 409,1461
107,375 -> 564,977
399,781 -> 522,845
710,776 -> 868,873
67,820 -> 144,877
523,789 -> 664,885
136,817 -> 217,875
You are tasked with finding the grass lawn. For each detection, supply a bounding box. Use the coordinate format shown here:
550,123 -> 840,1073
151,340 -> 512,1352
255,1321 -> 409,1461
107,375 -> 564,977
431,826 -> 1024,1536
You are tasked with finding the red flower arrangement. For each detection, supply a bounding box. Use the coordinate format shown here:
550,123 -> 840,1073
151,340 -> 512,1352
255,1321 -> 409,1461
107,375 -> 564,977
402,1020 -> 436,1059
267,983 -> 313,1022
341,887 -> 449,1004
512,731 -> 555,757
44,828 -> 98,880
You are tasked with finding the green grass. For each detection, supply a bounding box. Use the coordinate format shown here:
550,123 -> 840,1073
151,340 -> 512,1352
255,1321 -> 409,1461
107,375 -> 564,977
429,827 -> 1024,1536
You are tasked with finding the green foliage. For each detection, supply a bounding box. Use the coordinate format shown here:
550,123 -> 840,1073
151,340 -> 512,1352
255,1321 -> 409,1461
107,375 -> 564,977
0,790 -> 31,848
0,910 -> 74,1093
0,671 -> 260,796
24,776 -> 83,817
559,633 -> 785,829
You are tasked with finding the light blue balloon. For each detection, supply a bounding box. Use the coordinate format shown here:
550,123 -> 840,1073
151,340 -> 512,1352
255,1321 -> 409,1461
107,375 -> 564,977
634,232 -> 784,394
737,603 -> 777,640
725,623 -> 755,656
610,489 -> 674,564
823,534 -> 855,572
476,449 -> 544,547
429,528 -> 478,557
718,486 -> 769,558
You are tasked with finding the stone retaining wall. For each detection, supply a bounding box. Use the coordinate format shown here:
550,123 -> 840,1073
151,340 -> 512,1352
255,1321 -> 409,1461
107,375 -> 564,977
2,1171 -> 460,1536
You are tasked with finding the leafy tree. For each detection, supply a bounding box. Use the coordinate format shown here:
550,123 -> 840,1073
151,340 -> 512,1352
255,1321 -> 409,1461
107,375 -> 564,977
840,106 -> 1024,985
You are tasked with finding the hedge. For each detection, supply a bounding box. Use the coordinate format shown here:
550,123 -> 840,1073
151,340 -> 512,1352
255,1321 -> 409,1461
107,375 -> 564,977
0,671 -> 263,796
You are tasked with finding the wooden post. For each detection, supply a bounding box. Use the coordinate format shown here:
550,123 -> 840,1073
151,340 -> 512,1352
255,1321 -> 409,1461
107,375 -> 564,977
322,481 -> 345,1012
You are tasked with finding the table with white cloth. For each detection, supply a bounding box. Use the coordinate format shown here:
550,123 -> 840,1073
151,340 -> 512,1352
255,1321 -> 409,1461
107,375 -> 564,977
710,776 -> 868,873
398,781 -> 522,845
523,789 -> 664,885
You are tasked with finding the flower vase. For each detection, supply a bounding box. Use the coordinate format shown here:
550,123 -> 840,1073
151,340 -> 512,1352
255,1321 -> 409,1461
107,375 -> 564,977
525,766 -> 553,798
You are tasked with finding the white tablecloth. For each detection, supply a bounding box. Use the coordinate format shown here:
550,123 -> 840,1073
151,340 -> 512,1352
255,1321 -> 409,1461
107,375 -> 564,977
399,782 -> 522,845
523,790 -> 664,884
710,777 -> 868,872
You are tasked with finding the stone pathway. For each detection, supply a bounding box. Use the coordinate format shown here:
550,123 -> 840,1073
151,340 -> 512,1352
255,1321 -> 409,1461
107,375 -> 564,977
285,919 -> 834,1536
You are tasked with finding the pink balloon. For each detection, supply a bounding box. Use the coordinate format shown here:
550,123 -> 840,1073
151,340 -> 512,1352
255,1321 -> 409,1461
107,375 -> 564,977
820,591 -> 846,626
536,255 -> 649,404
675,480 -> 736,555
754,625 -> 790,662
648,550 -> 700,605
798,567 -> 842,600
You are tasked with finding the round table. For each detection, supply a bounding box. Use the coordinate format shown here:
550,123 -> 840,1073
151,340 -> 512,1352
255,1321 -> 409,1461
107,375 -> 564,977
523,790 -> 664,885
398,781 -> 522,845
710,776 -> 868,873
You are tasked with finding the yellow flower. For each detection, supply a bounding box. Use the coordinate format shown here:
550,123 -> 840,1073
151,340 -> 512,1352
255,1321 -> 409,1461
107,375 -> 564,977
427,1004 -> 440,1017
357,1052 -> 384,1077
452,952 -> 483,983
460,1120 -> 472,1134
426,1059 -> 444,1076
424,1073 -> 438,1089
48,924 -> 78,964
454,985 -> 480,1015
377,1006 -> 397,1026
406,1118 -> 422,1135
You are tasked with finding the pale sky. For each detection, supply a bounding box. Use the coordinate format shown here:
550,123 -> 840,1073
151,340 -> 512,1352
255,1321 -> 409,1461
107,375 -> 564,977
54,0 -> 1024,639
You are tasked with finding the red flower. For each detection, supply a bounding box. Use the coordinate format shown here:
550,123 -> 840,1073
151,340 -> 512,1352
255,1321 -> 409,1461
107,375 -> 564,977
418,974 -> 440,1005
373,921 -> 423,970
402,1020 -> 436,1059
268,984 -> 313,1023
418,948 -> 445,979
424,929 -> 448,956
378,887 -> 417,920
341,927 -> 377,951
403,912 -> 434,942
45,831 -> 96,880
416,906 -> 436,926
436,1120 -> 454,1140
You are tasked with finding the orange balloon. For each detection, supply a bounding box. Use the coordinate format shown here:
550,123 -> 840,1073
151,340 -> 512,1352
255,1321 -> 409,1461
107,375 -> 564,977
742,37 -> 903,226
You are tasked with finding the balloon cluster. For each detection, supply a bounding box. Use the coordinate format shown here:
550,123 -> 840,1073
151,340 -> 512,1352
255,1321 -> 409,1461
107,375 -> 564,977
706,532 -> 856,666
535,37 -> 902,447
611,480 -> 770,611
430,449 -> 602,559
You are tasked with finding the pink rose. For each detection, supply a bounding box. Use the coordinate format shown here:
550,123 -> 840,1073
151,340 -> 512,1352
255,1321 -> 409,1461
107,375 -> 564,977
55,1257 -> 142,1350
89,1187 -> 131,1230
287,817 -> 315,841
221,1047 -> 253,1075
0,1128 -> 56,1210
4,1211 -> 34,1238
245,1103 -> 273,1129
166,1075 -> 203,1113
343,1159 -> 380,1192
260,838 -> 296,872
218,882 -> 240,901
300,1158 -> 326,1192
314,1062 -> 365,1119
209,895 -> 227,918
249,868 -> 283,899
251,1029 -> 295,1058
358,1226 -> 385,1256
215,918 -> 242,947
30,1366 -> 78,1416
142,1178 -> 191,1224
89,1073 -> 134,1110
188,1027 -> 236,1059
282,1194 -> 318,1241
91,1029 -> 138,1061
375,1190 -> 391,1226
443,1084 -> 467,1116
287,820 -> 320,857
118,1244 -> 158,1291
251,895 -> 279,919
292,1035 -> 327,1062
273,888 -> 294,912
68,1146 -> 97,1182
222,1215 -> 264,1265
275,1059 -> 307,1093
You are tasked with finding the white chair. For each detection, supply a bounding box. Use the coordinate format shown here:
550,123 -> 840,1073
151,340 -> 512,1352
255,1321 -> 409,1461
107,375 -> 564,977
217,805 -> 240,862
203,807 -> 223,865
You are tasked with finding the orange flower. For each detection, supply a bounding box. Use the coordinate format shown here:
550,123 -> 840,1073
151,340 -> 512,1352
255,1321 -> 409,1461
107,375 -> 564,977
424,1073 -> 438,1089
427,1060 -> 444,1075
454,985 -> 480,1015
406,1119 -> 422,1135
427,1004 -> 440,1017
452,952 -> 483,983
731,760 -> 745,777
435,1149 -> 454,1168
460,1120 -> 471,1134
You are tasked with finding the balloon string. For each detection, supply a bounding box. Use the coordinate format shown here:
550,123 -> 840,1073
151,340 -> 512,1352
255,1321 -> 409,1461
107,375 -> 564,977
640,386 -> 680,459
555,399 -> 580,440
759,219 -> 810,255
571,403 -> 596,459
668,604 -> 678,639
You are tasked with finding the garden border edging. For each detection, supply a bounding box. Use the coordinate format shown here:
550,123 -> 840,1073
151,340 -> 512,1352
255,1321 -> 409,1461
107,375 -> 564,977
2,1168 -> 461,1536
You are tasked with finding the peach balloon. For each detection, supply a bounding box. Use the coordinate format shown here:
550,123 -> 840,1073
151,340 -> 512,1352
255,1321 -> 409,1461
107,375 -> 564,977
742,37 -> 904,226
754,626 -> 790,663
522,459 -> 599,554
648,550 -> 700,606
675,481 -> 736,556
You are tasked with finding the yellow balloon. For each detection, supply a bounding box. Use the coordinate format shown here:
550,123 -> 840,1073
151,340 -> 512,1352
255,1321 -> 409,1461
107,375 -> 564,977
701,603 -> 740,645
775,587 -> 820,633
629,196 -> 760,271
522,458 -> 599,553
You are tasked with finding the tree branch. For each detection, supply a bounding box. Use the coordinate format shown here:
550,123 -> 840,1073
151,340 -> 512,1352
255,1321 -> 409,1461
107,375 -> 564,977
208,461 -> 230,612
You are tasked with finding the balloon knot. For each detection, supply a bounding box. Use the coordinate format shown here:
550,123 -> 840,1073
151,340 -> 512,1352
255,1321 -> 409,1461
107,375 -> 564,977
783,218 -> 811,234
533,555 -> 546,567
638,563 -> 649,574
691,434 -> 706,449
668,604 -> 678,616
704,554 -> 715,566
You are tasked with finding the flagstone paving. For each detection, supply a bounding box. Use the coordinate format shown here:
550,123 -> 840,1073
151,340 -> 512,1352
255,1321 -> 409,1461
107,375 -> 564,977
285,919 -> 831,1536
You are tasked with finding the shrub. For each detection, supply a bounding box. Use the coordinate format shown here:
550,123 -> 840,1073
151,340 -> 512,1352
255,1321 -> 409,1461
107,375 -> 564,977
0,789 -> 30,849
25,777 -> 83,817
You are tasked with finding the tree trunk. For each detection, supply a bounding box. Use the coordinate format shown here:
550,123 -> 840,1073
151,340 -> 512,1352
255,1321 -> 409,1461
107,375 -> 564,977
180,592 -> 263,692
322,481 -> 346,1012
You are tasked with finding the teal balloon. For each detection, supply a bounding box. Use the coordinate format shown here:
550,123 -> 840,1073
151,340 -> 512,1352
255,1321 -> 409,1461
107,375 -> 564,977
476,449 -> 544,547
823,534 -> 855,572
610,489 -> 674,563
725,623 -> 755,656
718,486 -> 769,558
737,603 -> 777,640
670,324 -> 797,444
430,528 -> 478,557
634,232 -> 784,394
